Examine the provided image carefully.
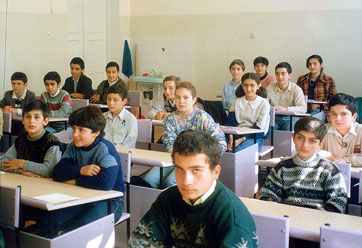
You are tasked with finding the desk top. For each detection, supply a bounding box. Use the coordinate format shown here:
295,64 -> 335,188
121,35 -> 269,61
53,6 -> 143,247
12,115 -> 68,122
240,197 -> 362,242
151,119 -> 164,126
275,110 -> 310,117
307,100 -> 327,105
116,146 -> 173,168
0,173 -> 122,211
219,125 -> 264,135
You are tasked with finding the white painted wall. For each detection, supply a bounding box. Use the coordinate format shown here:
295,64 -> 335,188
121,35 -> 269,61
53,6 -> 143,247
129,0 -> 362,98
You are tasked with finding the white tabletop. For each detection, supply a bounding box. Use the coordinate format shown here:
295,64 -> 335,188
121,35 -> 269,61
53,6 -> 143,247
307,100 -> 327,105
275,110 -> 311,117
116,146 -> 173,168
12,115 -> 68,122
151,119 -> 164,127
240,197 -> 362,242
219,125 -> 264,135
0,173 -> 122,211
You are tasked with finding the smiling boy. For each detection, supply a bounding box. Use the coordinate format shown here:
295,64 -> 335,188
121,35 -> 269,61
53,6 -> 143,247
253,56 -> 276,88
259,116 -> 347,213
129,130 -> 257,248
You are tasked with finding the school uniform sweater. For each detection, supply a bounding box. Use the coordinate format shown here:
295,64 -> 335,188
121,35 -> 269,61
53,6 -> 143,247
128,181 -> 258,248
96,77 -> 127,104
259,72 -> 276,89
53,136 -> 125,193
259,154 -> 347,213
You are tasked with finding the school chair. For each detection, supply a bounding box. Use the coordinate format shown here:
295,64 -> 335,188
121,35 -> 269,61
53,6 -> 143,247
115,151 -> 131,239
320,225 -> 362,248
335,162 -> 351,198
127,91 -> 142,119
71,99 -> 89,112
136,119 -> 152,150
53,130 -> 71,143
259,106 -> 275,159
0,184 -> 21,248
251,212 -> 289,248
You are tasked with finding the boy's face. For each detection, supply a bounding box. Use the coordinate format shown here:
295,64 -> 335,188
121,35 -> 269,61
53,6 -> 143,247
175,88 -> 196,115
12,80 -> 27,97
254,63 -> 268,77
163,80 -> 176,101
70,63 -> 84,80
107,93 -> 127,116
72,125 -> 100,147
308,58 -> 323,74
22,110 -> 49,139
275,68 -> 292,88
44,80 -> 61,96
293,130 -> 323,161
230,64 -> 243,82
106,66 -> 120,82
174,152 -> 220,203
330,104 -> 357,135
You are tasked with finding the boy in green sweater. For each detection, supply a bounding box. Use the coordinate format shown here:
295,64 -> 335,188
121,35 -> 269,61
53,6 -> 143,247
129,130 -> 258,248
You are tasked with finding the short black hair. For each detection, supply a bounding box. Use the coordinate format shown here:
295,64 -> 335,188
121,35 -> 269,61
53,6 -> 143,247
11,72 -> 28,84
253,56 -> 269,66
44,71 -> 61,84
306,55 -> 323,71
329,93 -> 358,115
22,99 -> 50,118
69,105 -> 106,137
294,117 -> 327,142
235,72 -> 267,98
171,130 -> 221,170
107,85 -> 128,100
106,61 -> 120,71
275,62 -> 292,74
70,57 -> 85,70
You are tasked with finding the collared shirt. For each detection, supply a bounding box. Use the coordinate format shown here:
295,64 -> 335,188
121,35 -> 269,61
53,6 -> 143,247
103,107 -> 138,148
183,180 -> 217,206
266,81 -> 306,114
323,122 -> 362,167
222,80 -> 242,110
50,88 -> 60,97
73,79 -> 78,93
12,88 -> 28,115
231,95 -> 270,135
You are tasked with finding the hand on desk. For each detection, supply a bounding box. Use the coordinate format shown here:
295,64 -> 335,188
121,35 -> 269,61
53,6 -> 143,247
80,164 -> 101,176
70,93 -> 85,99
90,95 -> 100,103
275,105 -> 288,111
156,111 -> 168,120
19,169 -> 43,178
2,159 -> 26,171
3,106 -> 19,114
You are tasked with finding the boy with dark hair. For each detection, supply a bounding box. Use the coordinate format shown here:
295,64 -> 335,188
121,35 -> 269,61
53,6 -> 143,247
323,93 -> 362,167
36,105 -> 125,237
62,57 -> 93,99
129,130 -> 257,248
0,100 -> 62,177
266,62 -> 306,130
90,61 -> 127,103
40,71 -> 72,133
104,85 -> 138,148
0,72 -> 35,115
259,116 -> 347,213
253,56 -> 276,88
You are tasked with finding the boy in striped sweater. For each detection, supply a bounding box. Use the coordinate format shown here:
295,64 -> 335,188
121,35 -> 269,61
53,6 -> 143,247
259,116 -> 347,214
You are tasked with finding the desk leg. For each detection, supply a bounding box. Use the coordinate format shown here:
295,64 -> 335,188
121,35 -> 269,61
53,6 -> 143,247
107,199 -> 111,214
151,125 -> 155,143
160,167 -> 163,189
289,116 -> 293,131
232,135 -> 236,153
64,121 -> 67,130
48,212 -> 54,238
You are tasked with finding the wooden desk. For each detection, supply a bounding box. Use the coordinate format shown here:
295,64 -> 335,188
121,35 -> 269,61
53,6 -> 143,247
275,110 -> 310,131
12,115 -> 69,130
307,100 -> 327,112
240,197 -> 362,242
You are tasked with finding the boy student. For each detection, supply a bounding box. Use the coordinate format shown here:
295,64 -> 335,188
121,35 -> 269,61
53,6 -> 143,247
62,57 -> 93,99
104,85 -> 138,148
222,59 -> 244,112
0,100 -> 62,178
297,54 -> 337,120
266,62 -> 306,131
259,116 -> 347,214
0,72 -> 35,115
253,56 -> 276,88
147,75 -> 181,120
90,61 -> 127,104
323,93 -> 362,167
30,106 -> 125,237
129,130 -> 257,248
40,71 -> 72,133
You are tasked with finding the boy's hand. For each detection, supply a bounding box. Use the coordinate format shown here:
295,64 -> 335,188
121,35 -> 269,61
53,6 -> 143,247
80,164 -> 101,176
64,179 -> 76,185
2,159 -> 26,171
275,105 -> 288,111
19,169 -> 43,178
90,95 -> 100,103
3,106 -> 12,112
227,134 -> 233,151
155,111 -> 165,120
8,107 -> 19,114
70,93 -> 85,99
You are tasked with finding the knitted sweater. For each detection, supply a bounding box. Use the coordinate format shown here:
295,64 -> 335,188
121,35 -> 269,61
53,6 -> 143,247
96,77 -> 127,104
129,181 -> 258,248
52,136 -> 125,193
259,154 -> 347,213
0,89 -> 36,110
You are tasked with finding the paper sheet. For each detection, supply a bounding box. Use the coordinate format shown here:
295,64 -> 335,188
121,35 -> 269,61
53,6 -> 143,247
34,193 -> 80,204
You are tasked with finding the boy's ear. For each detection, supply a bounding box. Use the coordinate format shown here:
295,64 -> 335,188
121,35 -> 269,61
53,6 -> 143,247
319,140 -> 325,149
43,117 -> 50,126
288,73 -> 293,79
123,98 -> 128,105
212,164 -> 221,180
94,130 -> 101,137
24,82 -> 28,88
352,112 -> 358,122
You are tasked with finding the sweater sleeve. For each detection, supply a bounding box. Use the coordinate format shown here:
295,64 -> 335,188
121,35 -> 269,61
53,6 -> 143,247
80,76 -> 93,99
23,146 -> 62,177
202,113 -> 227,154
258,167 -> 283,202
52,145 -> 83,182
147,103 -> 165,119
287,85 -> 307,113
162,115 -> 178,152
222,226 -> 257,248
122,115 -> 138,148
256,100 -> 270,135
324,170 -> 348,213
0,145 -> 19,173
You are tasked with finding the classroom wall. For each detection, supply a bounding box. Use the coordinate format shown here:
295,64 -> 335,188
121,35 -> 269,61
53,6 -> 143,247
129,0 -> 362,99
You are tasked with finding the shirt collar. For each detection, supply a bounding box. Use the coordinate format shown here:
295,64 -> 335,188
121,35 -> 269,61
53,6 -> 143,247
275,81 -> 291,92
106,107 -> 126,120
183,180 -> 217,206
50,88 -> 60,97
108,78 -> 119,87
12,88 -> 27,99
229,80 -> 242,86
240,96 -> 262,110
328,122 -> 358,137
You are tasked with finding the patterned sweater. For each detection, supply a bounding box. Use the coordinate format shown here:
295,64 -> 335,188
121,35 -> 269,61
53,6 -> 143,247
129,181 -> 258,248
259,154 -> 347,213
